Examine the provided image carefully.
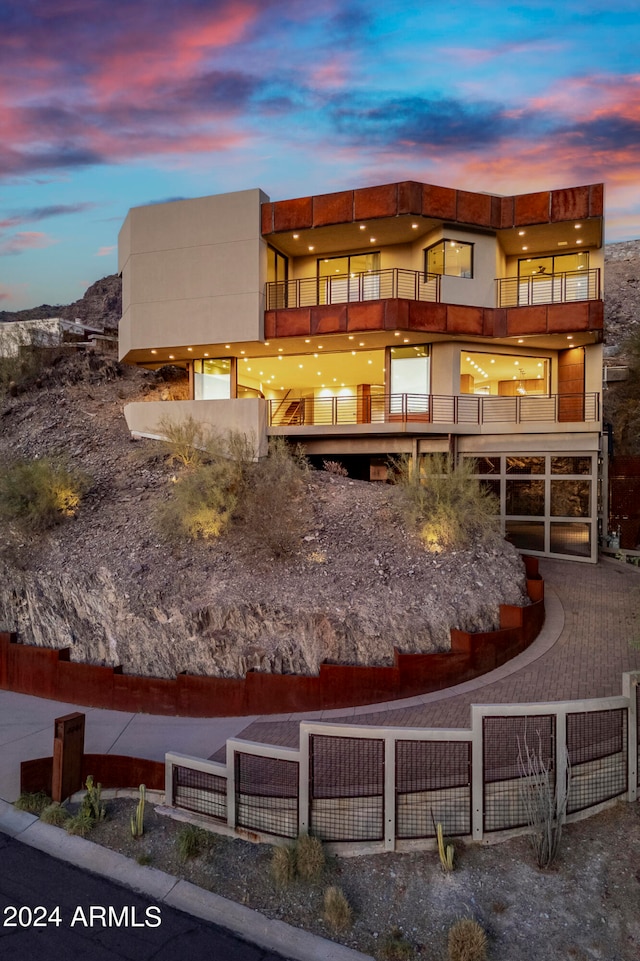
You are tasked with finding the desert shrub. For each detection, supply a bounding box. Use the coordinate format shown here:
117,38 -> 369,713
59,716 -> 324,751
294,833 -> 325,882
271,844 -> 297,887
159,415 -> 210,468
14,791 -> 51,815
517,734 -> 569,869
66,810 -> 95,837
176,824 -> 214,861
323,459 -> 348,477
0,457 -> 89,532
241,437 -> 310,558
392,453 -> 500,552
136,852 -> 153,866
40,803 -> 69,827
447,918 -> 487,961
0,328 -> 55,400
156,458 -> 241,542
378,927 -> 414,961
323,886 -> 352,932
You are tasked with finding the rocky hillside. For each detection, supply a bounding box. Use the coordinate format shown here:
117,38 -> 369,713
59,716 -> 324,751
0,274 -> 121,332
603,240 -> 640,361
0,352 -> 527,679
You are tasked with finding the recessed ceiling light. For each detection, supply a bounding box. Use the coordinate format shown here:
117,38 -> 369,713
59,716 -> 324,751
351,350 -> 356,356
348,335 -> 354,340
558,241 -> 568,246
574,224 -> 582,229
491,359 -> 495,364
299,363 -> 303,368
247,367 -> 252,372
359,225 -> 366,230
169,354 -> 174,360
151,349 -> 157,354
394,332 -> 400,337
225,344 -> 230,348
308,245 -> 314,251
576,239 -> 583,244
370,238 -> 376,243
368,359 -> 372,364
518,339 -> 524,343
359,342 -> 365,346
264,341 -> 270,346
522,246 -> 528,251
304,338 -> 310,343
293,233 -> 299,239
187,347 -> 192,351
411,223 -> 418,229
567,335 -> 573,340
403,338 -> 409,343
204,352 -> 209,357
318,345 -> 323,349
518,230 -> 525,236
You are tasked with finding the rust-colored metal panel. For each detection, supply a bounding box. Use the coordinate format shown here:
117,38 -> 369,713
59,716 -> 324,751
505,305 -> 548,335
499,604 -> 524,630
395,651 -> 475,694
81,754 -> 165,790
446,304 -> 484,335
397,181 -> 422,215
319,663 -> 400,708
310,304 -> 348,334
456,190 -> 493,227
354,183 -> 398,221
499,195 -> 515,228
483,307 -> 499,337
274,307 -> 311,337
408,300 -> 447,331
244,671 -> 322,713
56,661 -> 114,709
261,202 -> 274,235
176,673 -> 246,716
421,183 -> 456,220
0,631 -> 15,687
8,644 -> 60,699
589,183 -> 604,217
514,191 -> 551,226
550,186 -> 590,223
52,712 -> 85,802
312,190 -> 353,227
112,674 -> 177,715
272,196 -> 313,232
547,302 -> 590,333
20,758 -> 53,797
490,195 -> 503,229
264,310 -> 276,339
346,301 -> 386,331
385,297 -> 410,330
589,300 -> 604,329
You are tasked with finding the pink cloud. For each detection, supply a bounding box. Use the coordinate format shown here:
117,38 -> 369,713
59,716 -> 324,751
0,232 -> 56,255
96,245 -> 116,256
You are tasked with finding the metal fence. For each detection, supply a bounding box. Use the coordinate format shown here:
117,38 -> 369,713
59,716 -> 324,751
266,269 -> 440,310
497,269 -> 601,307
268,392 -> 600,428
165,672 -> 639,851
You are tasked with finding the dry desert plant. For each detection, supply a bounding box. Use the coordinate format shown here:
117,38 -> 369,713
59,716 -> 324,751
447,918 -> 487,961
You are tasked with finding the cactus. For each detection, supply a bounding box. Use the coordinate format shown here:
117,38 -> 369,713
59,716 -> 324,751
80,775 -> 106,822
436,821 -> 455,872
131,784 -> 146,839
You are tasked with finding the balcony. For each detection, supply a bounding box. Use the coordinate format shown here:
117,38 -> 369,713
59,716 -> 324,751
497,269 -> 600,308
268,392 -> 600,429
266,268 -> 440,310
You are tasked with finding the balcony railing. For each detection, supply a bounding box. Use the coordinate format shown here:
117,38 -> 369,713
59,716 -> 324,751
268,392 -> 600,428
265,268 -> 440,310
497,269 -> 600,308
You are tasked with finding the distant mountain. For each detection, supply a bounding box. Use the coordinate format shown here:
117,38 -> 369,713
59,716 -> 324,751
0,274 -> 121,333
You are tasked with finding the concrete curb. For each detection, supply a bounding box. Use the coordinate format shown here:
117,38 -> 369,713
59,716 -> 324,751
0,800 -> 373,961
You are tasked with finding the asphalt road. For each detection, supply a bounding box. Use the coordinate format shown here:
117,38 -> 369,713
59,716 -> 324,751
0,831 -> 290,961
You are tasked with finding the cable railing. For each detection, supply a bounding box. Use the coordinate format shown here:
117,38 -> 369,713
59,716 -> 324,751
265,268 -> 440,310
497,269 -> 600,308
268,392 -> 600,427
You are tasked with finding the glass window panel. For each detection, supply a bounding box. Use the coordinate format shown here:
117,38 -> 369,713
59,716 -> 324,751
462,353 -> 549,397
506,456 -> 545,475
480,479 -> 501,506
505,521 -> 545,552
426,240 -> 473,278
467,456 -> 501,475
506,479 -> 545,516
194,358 -> 231,400
551,480 -> 590,517
550,523 -> 591,557
551,456 -> 592,475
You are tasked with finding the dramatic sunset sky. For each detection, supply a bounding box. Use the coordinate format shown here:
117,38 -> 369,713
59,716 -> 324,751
1,0 -> 639,311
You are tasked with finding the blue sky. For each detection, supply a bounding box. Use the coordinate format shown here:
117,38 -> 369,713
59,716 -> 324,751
1,0 -> 639,311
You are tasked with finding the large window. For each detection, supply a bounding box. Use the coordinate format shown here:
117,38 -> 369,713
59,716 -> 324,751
518,251 -> 589,304
390,345 -> 430,414
468,453 -> 596,560
194,359 -> 231,400
318,252 -> 380,303
267,245 -> 288,308
425,239 -> 473,279
460,350 -> 549,396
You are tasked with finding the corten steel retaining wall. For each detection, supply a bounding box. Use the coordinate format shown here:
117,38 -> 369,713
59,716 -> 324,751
609,456 -> 640,550
0,559 -> 544,718
20,755 -> 165,796
165,671 -> 639,851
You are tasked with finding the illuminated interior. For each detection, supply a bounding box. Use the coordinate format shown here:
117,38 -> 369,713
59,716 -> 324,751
460,351 -> 549,396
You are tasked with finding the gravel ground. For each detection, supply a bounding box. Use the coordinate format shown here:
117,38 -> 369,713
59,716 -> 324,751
83,795 -> 640,961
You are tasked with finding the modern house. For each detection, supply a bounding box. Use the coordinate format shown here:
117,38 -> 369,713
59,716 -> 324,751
118,180 -> 604,562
